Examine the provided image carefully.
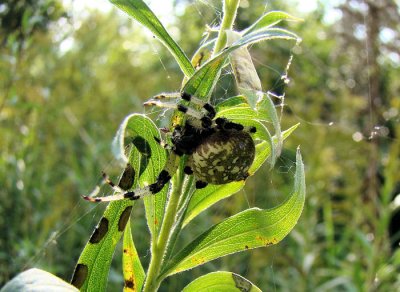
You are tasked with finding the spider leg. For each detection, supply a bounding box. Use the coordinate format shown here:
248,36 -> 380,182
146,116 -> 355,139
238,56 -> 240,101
144,99 -> 213,128
151,92 -> 216,119
215,117 -> 257,133
180,92 -> 216,119
82,163 -> 135,202
83,153 -> 180,202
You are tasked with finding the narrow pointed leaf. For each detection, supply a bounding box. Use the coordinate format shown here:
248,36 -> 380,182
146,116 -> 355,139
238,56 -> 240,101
216,102 -> 269,121
182,54 -> 226,99
72,115 -> 165,291
110,0 -> 194,77
182,271 -> 262,292
122,222 -> 145,292
215,95 -> 248,109
163,149 -> 305,276
242,11 -> 303,35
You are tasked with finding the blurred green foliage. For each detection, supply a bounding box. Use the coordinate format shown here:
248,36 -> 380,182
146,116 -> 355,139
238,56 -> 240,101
1,0 -> 399,291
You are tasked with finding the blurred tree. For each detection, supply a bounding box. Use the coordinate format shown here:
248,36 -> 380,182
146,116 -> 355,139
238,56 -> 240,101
335,0 -> 400,289
337,0 -> 400,200
0,0 -> 66,49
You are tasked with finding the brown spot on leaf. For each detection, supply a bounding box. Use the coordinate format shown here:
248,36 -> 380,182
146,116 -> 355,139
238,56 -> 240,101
118,164 -> 135,190
118,206 -> 132,231
71,263 -> 88,289
89,217 -> 109,244
124,278 -> 135,289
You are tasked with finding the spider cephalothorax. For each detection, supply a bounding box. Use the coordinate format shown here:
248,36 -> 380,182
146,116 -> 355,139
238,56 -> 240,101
83,92 -> 256,203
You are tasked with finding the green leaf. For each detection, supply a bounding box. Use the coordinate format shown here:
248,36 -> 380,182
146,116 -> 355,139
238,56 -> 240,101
182,54 -> 226,100
183,182 -> 243,227
183,27 -> 299,100
182,271 -> 262,292
72,115 -> 166,291
215,95 -> 248,109
2,268 -> 78,292
122,222 -> 145,292
242,11 -> 303,35
182,124 -> 299,226
110,0 -> 194,77
216,102 -> 268,121
163,148 -> 305,276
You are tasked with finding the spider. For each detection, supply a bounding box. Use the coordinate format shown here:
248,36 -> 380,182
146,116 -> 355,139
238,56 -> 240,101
83,92 -> 256,202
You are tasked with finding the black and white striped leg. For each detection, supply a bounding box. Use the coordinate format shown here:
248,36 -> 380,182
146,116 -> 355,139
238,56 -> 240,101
82,164 -> 136,202
179,92 -> 216,119
149,92 -> 216,119
144,92 -> 216,128
83,153 -> 180,203
103,163 -> 136,191
215,117 -> 257,133
144,99 -> 207,122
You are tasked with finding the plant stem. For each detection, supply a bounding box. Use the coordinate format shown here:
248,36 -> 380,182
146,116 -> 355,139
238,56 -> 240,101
142,166 -> 184,292
143,3 -> 242,290
213,0 -> 241,55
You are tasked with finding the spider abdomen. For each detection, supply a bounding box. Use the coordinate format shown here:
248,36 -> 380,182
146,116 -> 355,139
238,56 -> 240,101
189,130 -> 255,184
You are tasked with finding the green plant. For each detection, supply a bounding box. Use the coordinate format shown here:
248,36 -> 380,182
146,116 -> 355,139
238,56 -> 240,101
1,1 -> 305,291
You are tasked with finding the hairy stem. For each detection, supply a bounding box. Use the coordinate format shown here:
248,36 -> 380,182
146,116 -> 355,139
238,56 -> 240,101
213,0 -> 241,55
142,167 -> 184,292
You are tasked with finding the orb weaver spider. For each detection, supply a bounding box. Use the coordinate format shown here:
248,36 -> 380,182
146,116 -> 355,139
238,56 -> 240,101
83,92 -> 256,202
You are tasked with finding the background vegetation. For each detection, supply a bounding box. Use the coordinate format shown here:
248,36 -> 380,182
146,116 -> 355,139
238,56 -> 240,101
1,0 -> 399,291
